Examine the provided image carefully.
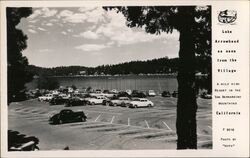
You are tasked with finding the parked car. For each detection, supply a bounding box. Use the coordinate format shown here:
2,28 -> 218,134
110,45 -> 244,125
200,92 -> 212,99
102,98 -> 111,106
128,98 -> 154,108
147,90 -> 156,97
65,97 -> 87,107
8,130 -> 39,151
87,96 -> 109,105
131,90 -> 146,98
117,91 -> 131,98
111,89 -> 118,94
125,89 -> 132,95
172,91 -> 178,98
102,90 -> 116,98
49,109 -> 87,124
89,90 -> 103,97
49,96 -> 67,105
59,93 -> 70,99
38,94 -> 54,102
95,89 -> 102,93
26,89 -> 42,99
107,97 -> 131,107
161,91 -> 171,97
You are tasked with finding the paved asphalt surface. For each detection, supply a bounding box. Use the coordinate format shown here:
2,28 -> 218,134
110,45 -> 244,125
8,96 -> 212,150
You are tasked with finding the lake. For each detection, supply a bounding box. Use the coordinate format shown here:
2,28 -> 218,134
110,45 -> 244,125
26,75 -> 178,93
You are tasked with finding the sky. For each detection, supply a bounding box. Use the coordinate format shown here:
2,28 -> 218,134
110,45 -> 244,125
17,7 -> 180,68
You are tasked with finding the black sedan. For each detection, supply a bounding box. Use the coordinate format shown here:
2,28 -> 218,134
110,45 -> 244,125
161,91 -> 171,97
65,97 -> 87,107
50,96 -> 67,105
49,109 -> 87,124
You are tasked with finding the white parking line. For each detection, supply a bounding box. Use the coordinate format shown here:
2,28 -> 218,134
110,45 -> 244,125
162,121 -> 172,131
150,136 -> 177,142
83,110 -> 122,115
80,123 -> 112,129
198,140 -> 212,144
197,134 -> 212,137
95,114 -> 101,122
145,120 -> 150,129
128,118 -> 130,126
110,116 -> 115,124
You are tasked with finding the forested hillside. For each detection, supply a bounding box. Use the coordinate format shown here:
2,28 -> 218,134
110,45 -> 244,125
27,57 -> 179,76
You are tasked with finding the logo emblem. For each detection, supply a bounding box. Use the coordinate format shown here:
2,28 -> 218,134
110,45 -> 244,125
218,10 -> 237,24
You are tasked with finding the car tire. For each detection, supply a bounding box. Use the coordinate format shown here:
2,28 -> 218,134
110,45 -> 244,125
148,104 -> 152,107
134,105 -> 138,108
34,146 -> 39,151
114,103 -> 117,106
106,102 -> 110,106
91,102 -> 95,105
81,117 -> 86,122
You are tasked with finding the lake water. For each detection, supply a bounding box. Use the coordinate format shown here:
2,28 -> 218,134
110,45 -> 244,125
27,75 -> 178,93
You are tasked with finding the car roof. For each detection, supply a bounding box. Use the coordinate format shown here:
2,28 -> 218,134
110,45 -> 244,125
61,109 -> 72,112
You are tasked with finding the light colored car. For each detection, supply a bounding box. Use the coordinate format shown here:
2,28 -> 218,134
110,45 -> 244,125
102,93 -> 116,98
88,96 -> 108,105
38,94 -> 54,102
59,93 -> 70,99
89,91 -> 103,97
125,89 -> 132,95
109,97 -> 131,106
111,89 -> 118,94
147,90 -> 156,97
128,98 -> 154,108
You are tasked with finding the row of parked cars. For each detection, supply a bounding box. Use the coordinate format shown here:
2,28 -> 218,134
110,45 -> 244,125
38,90 -> 155,108
47,98 -> 153,126
46,90 -> 155,125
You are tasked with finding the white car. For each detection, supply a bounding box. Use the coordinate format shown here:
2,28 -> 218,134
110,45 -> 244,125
128,98 -> 154,108
147,90 -> 156,97
38,94 -> 54,102
87,96 -> 108,105
125,89 -> 132,95
102,93 -> 116,98
109,97 -> 131,106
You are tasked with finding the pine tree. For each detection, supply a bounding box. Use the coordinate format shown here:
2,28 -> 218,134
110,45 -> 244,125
7,7 -> 33,104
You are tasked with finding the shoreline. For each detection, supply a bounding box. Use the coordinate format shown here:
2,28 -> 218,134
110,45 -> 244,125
47,73 -> 178,78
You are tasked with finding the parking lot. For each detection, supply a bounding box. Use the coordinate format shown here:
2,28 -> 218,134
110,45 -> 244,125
8,96 -> 212,150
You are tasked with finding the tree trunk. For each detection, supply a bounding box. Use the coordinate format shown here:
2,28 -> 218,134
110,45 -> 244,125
176,27 -> 198,149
